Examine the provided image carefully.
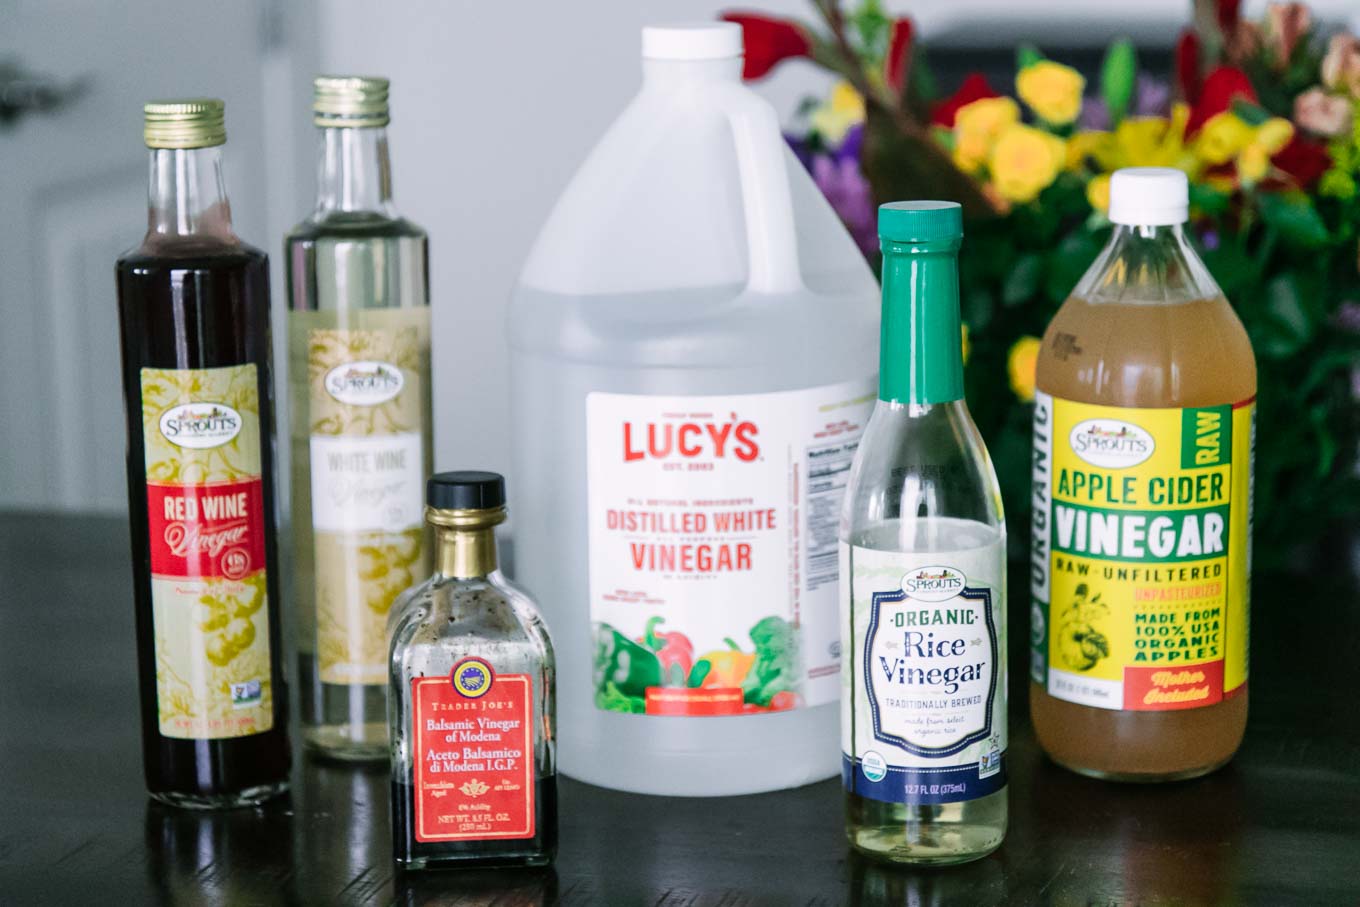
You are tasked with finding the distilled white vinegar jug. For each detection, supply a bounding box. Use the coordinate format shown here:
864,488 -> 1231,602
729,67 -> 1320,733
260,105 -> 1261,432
508,22 -> 878,795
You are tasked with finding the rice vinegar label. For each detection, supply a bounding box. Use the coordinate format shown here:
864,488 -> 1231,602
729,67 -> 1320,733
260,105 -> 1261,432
1030,392 -> 1255,711
412,662 -> 535,842
585,380 -> 874,717
141,364 -> 274,739
308,324 -> 428,685
841,541 -> 1007,805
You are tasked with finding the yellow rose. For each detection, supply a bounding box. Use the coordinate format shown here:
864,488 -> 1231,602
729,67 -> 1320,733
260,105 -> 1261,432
953,97 -> 1020,173
1086,173 -> 1111,213
809,80 -> 867,146
1237,143 -> 1270,183
989,124 -> 1066,203
1016,60 -> 1085,126
1254,117 -> 1294,154
1195,112 -> 1255,165
1008,336 -> 1043,403
1066,131 -> 1111,171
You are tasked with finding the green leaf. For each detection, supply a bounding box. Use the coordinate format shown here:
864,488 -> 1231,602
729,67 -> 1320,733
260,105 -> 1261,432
1003,254 -> 1044,307
1230,99 -> 1270,127
1100,39 -> 1137,126
1257,193 -> 1329,246
1256,273 -> 1314,358
1189,182 -> 1231,216
1017,44 -> 1044,71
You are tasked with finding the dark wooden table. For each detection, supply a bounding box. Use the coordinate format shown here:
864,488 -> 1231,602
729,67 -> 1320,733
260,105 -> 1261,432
1,514 -> 1356,906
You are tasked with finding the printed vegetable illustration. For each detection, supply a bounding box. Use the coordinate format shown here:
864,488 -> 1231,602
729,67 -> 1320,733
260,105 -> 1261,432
1057,583 -> 1110,672
688,639 -> 757,689
637,617 -> 694,686
594,623 -> 662,712
196,573 -> 265,667
741,616 -> 801,707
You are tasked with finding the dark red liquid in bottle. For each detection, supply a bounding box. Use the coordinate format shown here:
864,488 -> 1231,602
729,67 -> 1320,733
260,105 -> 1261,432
116,243 -> 291,807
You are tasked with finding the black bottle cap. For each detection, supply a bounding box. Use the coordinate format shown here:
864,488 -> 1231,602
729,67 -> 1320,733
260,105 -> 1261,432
426,471 -> 506,511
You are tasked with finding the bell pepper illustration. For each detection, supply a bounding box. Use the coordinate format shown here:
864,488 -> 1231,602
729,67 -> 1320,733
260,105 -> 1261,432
688,639 -> 756,689
593,623 -> 662,713
636,617 -> 694,687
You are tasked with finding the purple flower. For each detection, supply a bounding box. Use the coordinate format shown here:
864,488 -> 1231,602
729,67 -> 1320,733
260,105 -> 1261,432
1079,76 -> 1173,130
810,150 -> 876,258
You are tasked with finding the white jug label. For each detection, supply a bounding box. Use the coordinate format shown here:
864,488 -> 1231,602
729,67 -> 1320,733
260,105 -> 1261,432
586,378 -> 875,717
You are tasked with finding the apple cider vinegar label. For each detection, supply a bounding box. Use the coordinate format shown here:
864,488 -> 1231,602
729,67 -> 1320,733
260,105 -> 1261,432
307,324 -> 428,685
141,364 -> 274,739
585,380 -> 874,717
1030,392 -> 1254,711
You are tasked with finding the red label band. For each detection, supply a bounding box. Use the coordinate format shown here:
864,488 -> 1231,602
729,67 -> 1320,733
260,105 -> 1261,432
147,479 -> 267,580
413,673 -> 535,843
1123,660 -> 1225,711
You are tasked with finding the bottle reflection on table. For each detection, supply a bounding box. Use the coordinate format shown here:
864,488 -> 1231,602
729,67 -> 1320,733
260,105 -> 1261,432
849,849 -> 1005,905
290,759 -> 392,900
144,797 -> 295,907
393,867 -> 558,907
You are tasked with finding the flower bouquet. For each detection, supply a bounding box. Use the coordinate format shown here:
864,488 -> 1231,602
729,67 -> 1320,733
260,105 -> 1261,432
724,0 -> 1360,567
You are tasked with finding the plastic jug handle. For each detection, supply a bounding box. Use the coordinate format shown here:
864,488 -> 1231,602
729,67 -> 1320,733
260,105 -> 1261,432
715,83 -> 804,295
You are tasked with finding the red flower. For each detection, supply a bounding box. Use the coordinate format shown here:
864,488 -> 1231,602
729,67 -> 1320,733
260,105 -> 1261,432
721,12 -> 811,80
1176,29 -> 1202,103
884,18 -> 914,94
1271,134 -> 1332,189
1187,66 -> 1257,135
930,74 -> 1000,127
1216,0 -> 1242,31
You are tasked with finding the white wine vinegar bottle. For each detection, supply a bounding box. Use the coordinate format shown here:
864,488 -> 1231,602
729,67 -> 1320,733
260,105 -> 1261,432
287,76 -> 433,760
841,202 -> 1007,864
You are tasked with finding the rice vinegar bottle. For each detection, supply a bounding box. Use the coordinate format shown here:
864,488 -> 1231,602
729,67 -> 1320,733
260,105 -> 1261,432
288,76 -> 433,760
841,202 -> 1007,864
1029,167 -> 1255,780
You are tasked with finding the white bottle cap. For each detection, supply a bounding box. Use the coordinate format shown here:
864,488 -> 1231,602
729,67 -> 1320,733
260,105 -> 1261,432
642,22 -> 743,61
1108,167 -> 1189,226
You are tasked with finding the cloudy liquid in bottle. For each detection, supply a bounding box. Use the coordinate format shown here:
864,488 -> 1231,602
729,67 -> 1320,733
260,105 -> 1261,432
1029,169 -> 1255,781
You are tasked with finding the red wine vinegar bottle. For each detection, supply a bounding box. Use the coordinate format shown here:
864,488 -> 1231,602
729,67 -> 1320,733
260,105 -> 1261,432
115,99 -> 291,808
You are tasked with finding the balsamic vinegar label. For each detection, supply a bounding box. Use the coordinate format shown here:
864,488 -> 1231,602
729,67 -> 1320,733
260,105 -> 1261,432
141,364 -> 274,740
307,325 -> 428,685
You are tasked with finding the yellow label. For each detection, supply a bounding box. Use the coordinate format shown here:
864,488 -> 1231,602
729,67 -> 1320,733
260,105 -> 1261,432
1029,392 -> 1253,711
141,364 -> 275,739
306,320 -> 430,685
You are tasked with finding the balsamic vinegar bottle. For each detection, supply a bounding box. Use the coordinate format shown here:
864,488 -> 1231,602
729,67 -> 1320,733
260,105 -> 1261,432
287,76 -> 432,761
115,99 -> 291,808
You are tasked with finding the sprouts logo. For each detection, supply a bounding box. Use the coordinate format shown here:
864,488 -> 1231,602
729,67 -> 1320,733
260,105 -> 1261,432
901,565 -> 966,603
1070,418 -> 1155,468
324,360 -> 404,406
159,403 -> 242,449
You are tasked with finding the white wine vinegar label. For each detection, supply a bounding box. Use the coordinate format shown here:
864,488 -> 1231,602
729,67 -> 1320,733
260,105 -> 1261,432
142,364 -> 274,740
586,379 -> 874,717
841,539 -> 1007,805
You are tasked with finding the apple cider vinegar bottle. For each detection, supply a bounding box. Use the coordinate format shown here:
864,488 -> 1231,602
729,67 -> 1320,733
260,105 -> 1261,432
841,202 -> 1007,865
1029,167 -> 1256,780
287,76 -> 433,761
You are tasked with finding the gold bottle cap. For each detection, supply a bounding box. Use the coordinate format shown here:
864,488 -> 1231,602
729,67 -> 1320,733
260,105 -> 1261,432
144,98 -> 227,149
313,75 -> 390,128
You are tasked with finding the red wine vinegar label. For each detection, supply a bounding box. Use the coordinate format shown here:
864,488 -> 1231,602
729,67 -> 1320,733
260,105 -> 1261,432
412,662 -> 535,843
141,364 -> 275,740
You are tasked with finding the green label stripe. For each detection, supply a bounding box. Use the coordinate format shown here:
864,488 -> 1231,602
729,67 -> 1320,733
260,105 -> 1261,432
1051,501 -> 1231,564
1180,405 -> 1232,470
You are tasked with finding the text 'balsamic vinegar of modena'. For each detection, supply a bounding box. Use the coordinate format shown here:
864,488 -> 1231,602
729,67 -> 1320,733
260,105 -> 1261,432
1030,167 -> 1256,780
116,100 -> 291,807
841,202 -> 1007,865
287,77 -> 432,761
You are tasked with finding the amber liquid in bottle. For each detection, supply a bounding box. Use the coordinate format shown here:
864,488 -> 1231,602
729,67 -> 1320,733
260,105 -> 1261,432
1031,216 -> 1255,780
116,121 -> 290,807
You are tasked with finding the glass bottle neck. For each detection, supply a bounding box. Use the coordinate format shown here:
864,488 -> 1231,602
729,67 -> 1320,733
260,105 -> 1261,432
879,240 -> 964,406
435,528 -> 499,580
146,146 -> 235,242
1073,222 -> 1222,305
314,126 -> 395,215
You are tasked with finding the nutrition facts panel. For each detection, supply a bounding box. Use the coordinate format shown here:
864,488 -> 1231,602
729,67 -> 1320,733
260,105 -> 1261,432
805,439 -> 858,593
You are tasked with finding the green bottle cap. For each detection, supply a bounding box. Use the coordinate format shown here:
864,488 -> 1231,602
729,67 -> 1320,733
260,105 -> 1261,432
878,200 -> 963,245
877,201 -> 965,405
